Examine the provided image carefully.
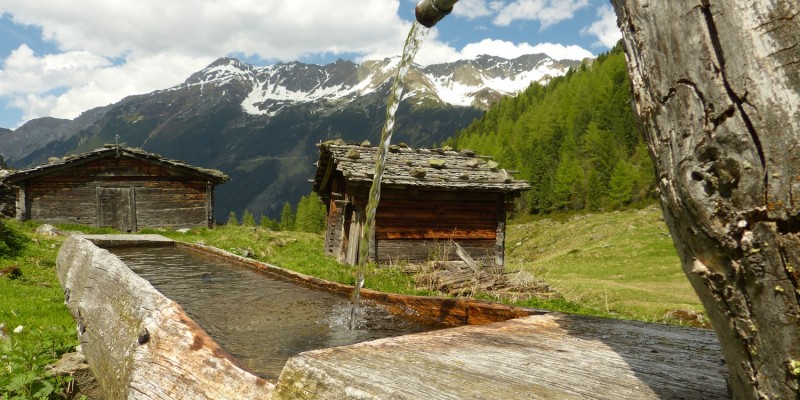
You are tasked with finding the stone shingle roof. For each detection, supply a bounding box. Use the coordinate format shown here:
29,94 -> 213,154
5,145 -> 229,184
313,141 -> 530,193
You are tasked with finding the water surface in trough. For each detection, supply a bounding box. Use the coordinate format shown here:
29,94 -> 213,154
111,245 -> 440,381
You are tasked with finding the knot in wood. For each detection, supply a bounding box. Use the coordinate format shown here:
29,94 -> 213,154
137,329 -> 150,345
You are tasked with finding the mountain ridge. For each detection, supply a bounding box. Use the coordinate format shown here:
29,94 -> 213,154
0,53 -> 582,220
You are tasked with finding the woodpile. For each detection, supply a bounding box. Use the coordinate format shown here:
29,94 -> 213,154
405,260 -> 557,300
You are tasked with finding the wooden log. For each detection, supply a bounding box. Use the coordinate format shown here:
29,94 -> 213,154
273,313 -> 729,399
611,1 -> 800,398
375,227 -> 496,240
455,242 -> 481,273
56,236 -> 274,399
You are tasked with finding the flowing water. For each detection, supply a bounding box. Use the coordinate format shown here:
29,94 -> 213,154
350,21 -> 430,329
112,245 -> 440,381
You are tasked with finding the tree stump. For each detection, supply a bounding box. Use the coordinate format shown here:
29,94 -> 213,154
611,1 -> 800,398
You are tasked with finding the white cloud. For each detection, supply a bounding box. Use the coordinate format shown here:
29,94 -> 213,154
1,0 -> 409,61
581,5 -> 621,48
462,39 -> 592,61
415,37 -> 592,65
0,45 -> 110,94
451,0 -> 505,19
493,0 -> 590,28
0,45 -> 213,123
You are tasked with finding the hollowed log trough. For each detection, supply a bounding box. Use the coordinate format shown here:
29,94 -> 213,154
57,234 -> 730,399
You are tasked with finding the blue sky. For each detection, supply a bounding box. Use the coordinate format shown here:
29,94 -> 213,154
0,0 -> 620,130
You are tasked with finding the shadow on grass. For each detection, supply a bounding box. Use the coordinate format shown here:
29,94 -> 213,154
0,219 -> 28,259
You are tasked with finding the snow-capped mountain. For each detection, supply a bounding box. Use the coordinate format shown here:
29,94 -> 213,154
168,54 -> 576,117
0,54 -> 583,219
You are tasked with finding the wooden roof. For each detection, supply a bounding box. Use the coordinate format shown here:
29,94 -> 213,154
5,145 -> 230,184
312,141 -> 530,194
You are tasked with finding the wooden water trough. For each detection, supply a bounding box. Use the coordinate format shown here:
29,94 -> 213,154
57,234 -> 730,399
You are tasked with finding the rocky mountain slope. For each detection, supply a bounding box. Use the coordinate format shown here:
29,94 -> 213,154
0,54 -> 581,220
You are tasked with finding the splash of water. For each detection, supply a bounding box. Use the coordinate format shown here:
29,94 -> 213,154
349,21 -> 429,329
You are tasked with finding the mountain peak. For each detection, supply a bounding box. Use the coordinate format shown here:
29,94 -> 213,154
234,53 -> 579,116
180,57 -> 255,87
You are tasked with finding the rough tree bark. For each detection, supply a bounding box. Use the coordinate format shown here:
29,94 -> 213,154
610,1 -> 799,398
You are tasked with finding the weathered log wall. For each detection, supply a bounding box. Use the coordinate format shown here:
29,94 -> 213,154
611,1 -> 800,398
19,157 -> 212,230
57,235 -> 274,399
331,183 -> 507,266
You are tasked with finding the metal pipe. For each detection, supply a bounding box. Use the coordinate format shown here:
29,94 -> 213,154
415,0 -> 459,28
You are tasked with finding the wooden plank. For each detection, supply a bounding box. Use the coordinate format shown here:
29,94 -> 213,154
377,208 -> 497,221
376,227 -> 496,240
455,242 -> 481,273
377,219 -> 497,230
206,184 -> 213,228
15,183 -> 25,221
274,313 -> 729,399
495,209 -> 506,268
375,239 -> 496,264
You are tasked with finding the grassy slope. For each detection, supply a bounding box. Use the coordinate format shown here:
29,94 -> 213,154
505,205 -> 703,321
0,221 -> 78,398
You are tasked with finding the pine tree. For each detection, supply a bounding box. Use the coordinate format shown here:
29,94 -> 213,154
294,195 -> 312,232
552,133 -> 586,211
586,169 -> 605,211
608,159 -> 636,209
241,209 -> 256,227
226,211 -> 238,226
259,215 -> 278,230
278,202 -> 295,231
295,193 -> 328,233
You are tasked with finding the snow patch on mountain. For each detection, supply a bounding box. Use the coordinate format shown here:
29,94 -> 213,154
173,54 -> 580,117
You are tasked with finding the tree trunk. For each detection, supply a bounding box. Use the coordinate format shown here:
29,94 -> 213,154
610,1 -> 800,398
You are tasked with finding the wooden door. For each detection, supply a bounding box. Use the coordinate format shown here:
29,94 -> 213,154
97,187 -> 136,232
344,208 -> 362,266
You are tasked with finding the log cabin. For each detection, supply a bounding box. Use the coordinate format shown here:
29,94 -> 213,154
311,141 -> 529,268
4,145 -> 229,231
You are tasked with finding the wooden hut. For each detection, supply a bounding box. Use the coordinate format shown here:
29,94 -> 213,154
311,142 -> 529,268
5,145 -> 229,231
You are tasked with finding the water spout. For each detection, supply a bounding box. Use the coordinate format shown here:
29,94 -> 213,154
415,0 -> 459,28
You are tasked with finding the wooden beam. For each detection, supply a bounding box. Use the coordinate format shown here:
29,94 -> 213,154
495,205 -> 506,268
15,182 -> 26,221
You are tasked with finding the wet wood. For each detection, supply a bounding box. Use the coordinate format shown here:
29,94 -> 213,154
181,240 -> 537,327
56,235 -> 273,399
611,1 -> 800,397
273,313 -> 729,400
